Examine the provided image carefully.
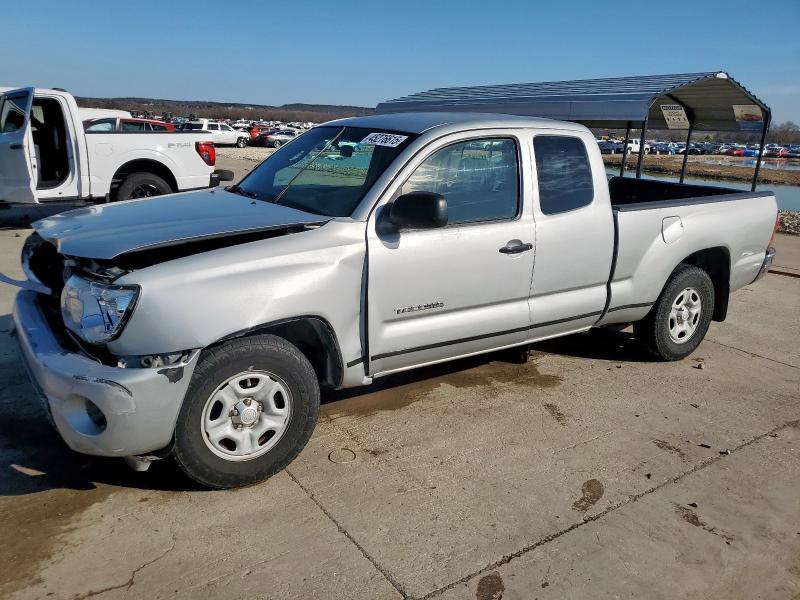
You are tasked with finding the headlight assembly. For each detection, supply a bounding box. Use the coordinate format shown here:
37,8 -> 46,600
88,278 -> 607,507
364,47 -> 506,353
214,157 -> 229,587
61,275 -> 139,344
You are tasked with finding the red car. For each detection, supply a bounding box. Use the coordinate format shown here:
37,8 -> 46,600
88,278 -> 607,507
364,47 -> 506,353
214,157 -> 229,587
84,117 -> 176,132
764,147 -> 788,158
731,147 -> 746,156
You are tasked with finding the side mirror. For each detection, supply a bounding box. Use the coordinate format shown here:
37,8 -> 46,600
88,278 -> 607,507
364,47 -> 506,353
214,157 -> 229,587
389,192 -> 448,230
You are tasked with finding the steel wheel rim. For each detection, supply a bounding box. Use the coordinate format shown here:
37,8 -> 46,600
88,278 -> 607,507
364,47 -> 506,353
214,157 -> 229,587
200,370 -> 293,461
668,286 -> 702,344
132,183 -> 162,198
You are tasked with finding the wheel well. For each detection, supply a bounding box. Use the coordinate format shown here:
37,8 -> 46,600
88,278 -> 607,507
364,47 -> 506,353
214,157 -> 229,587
679,247 -> 730,321
111,159 -> 178,200
218,317 -> 344,389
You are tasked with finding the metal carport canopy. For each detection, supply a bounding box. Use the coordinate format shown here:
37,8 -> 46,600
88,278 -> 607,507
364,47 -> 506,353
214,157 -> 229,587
375,71 -> 770,132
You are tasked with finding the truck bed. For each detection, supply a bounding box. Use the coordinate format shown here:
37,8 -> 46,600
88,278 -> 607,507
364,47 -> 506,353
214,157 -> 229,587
600,176 -> 778,326
608,176 -> 750,209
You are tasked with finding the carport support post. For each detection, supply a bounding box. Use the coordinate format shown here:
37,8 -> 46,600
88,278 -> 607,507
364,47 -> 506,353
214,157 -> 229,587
751,109 -> 771,191
679,124 -> 694,184
635,118 -> 648,178
619,121 -> 631,177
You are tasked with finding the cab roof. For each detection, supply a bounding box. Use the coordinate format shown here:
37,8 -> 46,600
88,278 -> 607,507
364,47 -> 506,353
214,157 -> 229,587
325,112 -> 588,135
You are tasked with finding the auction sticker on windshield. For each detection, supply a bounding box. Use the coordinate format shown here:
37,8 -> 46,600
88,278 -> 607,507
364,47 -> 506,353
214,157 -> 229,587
360,132 -> 408,147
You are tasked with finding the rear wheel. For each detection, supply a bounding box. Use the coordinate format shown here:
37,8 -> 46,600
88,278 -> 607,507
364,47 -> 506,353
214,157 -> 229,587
634,264 -> 714,361
116,172 -> 171,201
172,335 -> 320,489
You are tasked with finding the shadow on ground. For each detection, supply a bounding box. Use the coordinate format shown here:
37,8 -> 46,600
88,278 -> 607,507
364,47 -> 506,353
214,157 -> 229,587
0,312 -> 654,495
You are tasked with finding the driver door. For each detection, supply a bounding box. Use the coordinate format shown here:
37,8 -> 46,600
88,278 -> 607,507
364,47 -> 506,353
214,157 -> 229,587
366,133 -> 535,376
0,88 -> 37,203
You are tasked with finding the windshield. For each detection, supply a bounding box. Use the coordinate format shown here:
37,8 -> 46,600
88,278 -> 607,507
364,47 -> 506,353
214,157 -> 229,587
236,126 -> 416,217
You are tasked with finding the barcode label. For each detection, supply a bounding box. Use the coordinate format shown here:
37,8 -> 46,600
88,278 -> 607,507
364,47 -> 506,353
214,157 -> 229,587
360,132 -> 408,147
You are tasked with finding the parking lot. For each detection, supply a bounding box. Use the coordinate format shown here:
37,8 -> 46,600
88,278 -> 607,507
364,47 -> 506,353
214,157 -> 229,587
0,154 -> 798,599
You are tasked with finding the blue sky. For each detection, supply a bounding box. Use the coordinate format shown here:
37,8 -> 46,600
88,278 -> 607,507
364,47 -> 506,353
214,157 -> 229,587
3,0 -> 799,122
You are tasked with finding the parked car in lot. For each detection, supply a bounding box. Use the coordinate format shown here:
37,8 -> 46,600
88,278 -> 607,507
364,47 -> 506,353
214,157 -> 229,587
764,146 -> 788,158
0,87 -> 231,204
4,112 -> 778,488
651,142 -> 675,155
786,145 -> 800,158
179,119 -> 250,147
625,139 -> 650,154
597,140 -> 625,154
674,143 -> 703,155
84,117 -> 176,132
259,129 -> 300,148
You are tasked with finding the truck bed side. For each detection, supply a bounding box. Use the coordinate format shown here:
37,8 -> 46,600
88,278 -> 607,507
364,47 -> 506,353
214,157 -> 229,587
83,131 -> 214,198
598,177 -> 778,325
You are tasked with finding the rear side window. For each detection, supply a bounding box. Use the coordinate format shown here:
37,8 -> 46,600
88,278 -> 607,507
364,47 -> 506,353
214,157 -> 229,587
121,121 -> 146,132
85,118 -> 115,132
401,138 -> 519,224
533,136 -> 594,214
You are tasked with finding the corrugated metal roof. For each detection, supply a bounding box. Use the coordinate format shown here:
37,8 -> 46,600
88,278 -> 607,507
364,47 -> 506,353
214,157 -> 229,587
376,72 -> 770,131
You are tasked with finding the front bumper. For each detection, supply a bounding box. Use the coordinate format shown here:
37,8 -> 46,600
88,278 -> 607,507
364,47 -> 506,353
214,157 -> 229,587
753,246 -> 776,282
13,290 -> 199,457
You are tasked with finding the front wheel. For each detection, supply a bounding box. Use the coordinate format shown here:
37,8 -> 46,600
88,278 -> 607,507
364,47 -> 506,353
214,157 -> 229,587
272,140 -> 282,148
236,137 -> 248,148
634,264 -> 714,361
172,335 -> 320,489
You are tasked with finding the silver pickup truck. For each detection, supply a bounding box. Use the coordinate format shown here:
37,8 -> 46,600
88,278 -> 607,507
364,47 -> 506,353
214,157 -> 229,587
9,113 -> 778,488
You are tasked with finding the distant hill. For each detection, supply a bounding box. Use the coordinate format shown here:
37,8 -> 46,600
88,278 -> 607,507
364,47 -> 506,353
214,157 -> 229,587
76,96 -> 375,123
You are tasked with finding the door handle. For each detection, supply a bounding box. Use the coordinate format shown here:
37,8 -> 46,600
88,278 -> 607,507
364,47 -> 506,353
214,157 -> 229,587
9,143 -> 23,150
499,239 -> 533,254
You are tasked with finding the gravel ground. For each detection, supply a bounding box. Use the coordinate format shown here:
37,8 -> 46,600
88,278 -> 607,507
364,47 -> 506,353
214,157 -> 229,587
779,210 -> 800,235
216,146 -> 275,163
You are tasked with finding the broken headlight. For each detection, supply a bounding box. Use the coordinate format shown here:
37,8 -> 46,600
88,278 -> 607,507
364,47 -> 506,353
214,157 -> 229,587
61,275 -> 139,344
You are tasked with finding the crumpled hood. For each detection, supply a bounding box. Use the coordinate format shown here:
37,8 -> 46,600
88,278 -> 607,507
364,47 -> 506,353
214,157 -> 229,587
32,189 -> 330,259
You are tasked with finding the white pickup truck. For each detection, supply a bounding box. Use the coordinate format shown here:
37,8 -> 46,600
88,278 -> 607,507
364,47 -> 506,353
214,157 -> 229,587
9,112 -> 778,488
0,87 -> 231,205
179,119 -> 251,148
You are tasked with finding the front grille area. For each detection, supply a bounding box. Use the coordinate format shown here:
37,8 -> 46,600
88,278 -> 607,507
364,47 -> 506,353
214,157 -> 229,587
26,235 -> 68,299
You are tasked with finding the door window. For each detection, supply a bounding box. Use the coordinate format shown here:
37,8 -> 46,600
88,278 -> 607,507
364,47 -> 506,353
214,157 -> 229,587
400,138 -> 519,224
0,93 -> 30,133
533,136 -> 594,214
121,120 -> 146,132
208,124 -> 219,131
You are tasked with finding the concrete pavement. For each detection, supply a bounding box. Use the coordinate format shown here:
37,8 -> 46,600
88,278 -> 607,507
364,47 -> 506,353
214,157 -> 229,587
0,203 -> 798,599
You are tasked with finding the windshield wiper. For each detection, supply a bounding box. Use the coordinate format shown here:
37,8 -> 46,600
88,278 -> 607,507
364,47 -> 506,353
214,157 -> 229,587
226,184 -> 259,200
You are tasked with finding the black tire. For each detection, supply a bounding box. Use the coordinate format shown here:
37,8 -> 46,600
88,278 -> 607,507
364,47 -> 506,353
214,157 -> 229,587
116,172 -> 172,201
236,136 -> 248,148
172,335 -> 320,489
272,140 -> 282,148
634,264 -> 715,361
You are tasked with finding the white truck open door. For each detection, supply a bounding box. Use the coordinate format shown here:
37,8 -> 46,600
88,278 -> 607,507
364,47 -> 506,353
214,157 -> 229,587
0,87 -> 37,204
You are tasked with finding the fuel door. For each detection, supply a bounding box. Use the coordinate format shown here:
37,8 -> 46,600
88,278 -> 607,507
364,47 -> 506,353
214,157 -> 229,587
662,216 -> 684,245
